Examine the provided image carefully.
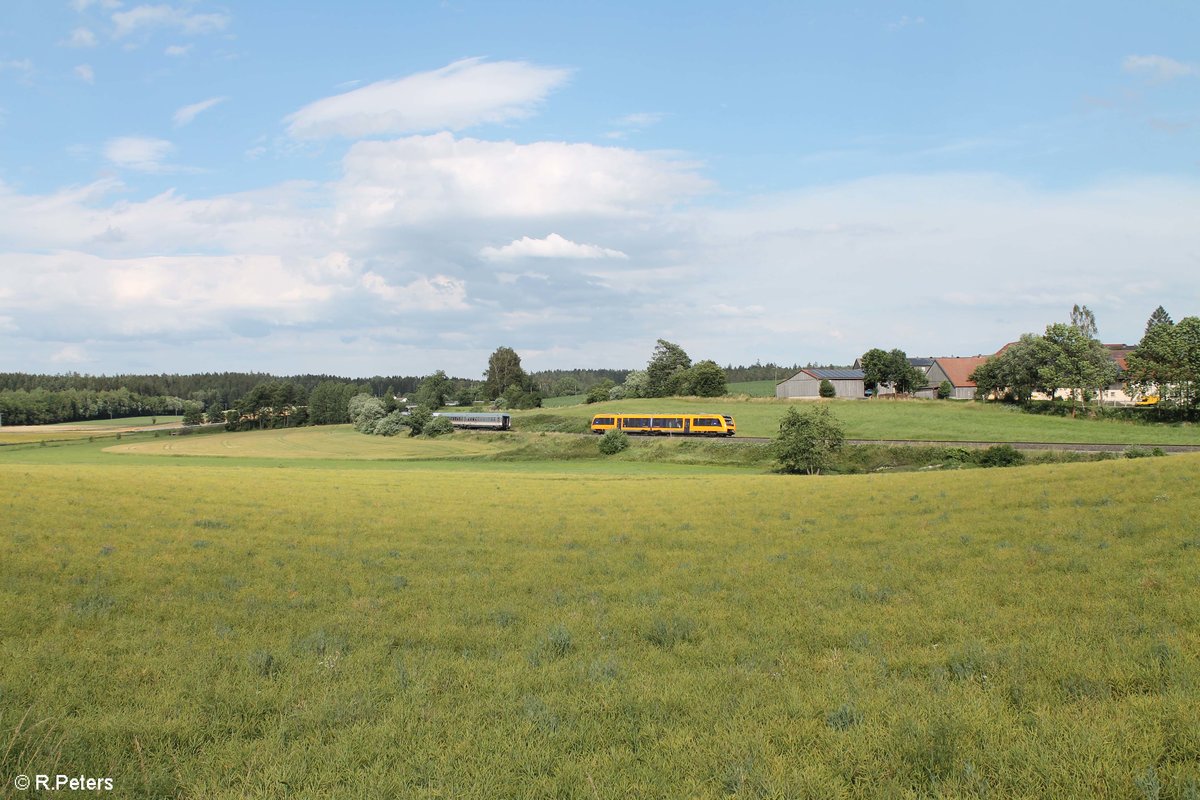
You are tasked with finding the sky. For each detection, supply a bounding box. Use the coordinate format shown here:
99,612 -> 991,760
1,1 -> 1198,378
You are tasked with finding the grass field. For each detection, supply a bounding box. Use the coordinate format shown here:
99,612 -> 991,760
526,396 -> 1200,445
43,415 -> 184,430
2,432 -> 1198,797
107,426 -> 507,461
726,379 -> 779,397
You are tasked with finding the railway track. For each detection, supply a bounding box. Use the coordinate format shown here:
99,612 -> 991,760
687,436 -> 1200,454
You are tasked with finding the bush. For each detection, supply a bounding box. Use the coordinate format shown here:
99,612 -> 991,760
937,380 -> 953,400
372,411 -> 407,437
818,379 -> 836,398
405,405 -> 433,436
774,405 -> 845,475
598,429 -> 630,455
424,416 -> 455,437
1124,446 -> 1166,459
586,379 -> 615,404
974,444 -> 1025,467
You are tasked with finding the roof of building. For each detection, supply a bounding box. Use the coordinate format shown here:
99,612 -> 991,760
1104,344 -> 1133,371
932,356 -> 991,387
805,368 -> 865,380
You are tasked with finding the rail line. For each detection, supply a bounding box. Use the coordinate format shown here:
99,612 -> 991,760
677,436 -> 1200,453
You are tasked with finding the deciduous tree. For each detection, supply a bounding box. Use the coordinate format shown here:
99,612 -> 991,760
773,405 -> 845,475
645,339 -> 692,397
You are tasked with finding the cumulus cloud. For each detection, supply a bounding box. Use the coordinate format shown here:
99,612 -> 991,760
74,64 -> 95,84
112,4 -> 231,39
1122,54 -> 1198,81
480,233 -> 628,261
104,136 -> 175,172
173,96 -> 226,126
285,57 -> 571,139
3,147 -> 1198,375
360,272 -> 469,311
334,133 -> 710,224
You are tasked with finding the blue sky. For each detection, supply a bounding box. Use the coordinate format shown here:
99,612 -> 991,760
1,1 -> 1197,377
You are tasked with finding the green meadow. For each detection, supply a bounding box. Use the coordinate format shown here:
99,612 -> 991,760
526,396 -> 1200,444
1,422 -> 1198,798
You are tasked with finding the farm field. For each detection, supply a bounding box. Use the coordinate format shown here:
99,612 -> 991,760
527,396 -> 1200,445
1,444 -> 1198,798
107,425 -> 506,461
726,379 -> 778,397
0,417 -> 186,445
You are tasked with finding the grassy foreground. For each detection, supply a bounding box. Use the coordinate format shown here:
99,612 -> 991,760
2,455 -> 1198,798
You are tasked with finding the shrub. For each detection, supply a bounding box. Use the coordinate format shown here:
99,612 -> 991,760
424,416 -> 455,437
1124,446 -> 1166,459
598,429 -> 630,455
372,411 -> 407,437
774,405 -> 845,475
586,379 -> 615,404
818,379 -> 836,398
348,394 -> 386,433
974,444 -> 1025,467
937,380 -> 953,399
405,405 -> 433,436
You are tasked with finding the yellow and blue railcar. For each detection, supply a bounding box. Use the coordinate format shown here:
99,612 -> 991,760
589,413 -> 735,437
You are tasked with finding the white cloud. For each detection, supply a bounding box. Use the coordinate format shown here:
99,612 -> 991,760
888,15 -> 925,30
285,57 -> 571,139
481,233 -> 628,261
1,59 -> 34,83
360,272 -> 469,311
335,133 -> 710,224
64,27 -> 98,47
74,64 -> 95,84
1122,54 -> 1198,81
50,345 -> 88,364
605,111 -> 666,139
164,44 -> 192,57
112,5 -> 231,39
70,0 -> 122,11
4,145 -> 1198,374
103,136 -> 175,172
173,96 -> 225,126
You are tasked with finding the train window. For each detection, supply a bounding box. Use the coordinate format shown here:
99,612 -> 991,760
593,417 -> 614,425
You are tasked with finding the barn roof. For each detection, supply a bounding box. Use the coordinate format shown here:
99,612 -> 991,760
806,368 -> 865,380
932,356 -> 991,387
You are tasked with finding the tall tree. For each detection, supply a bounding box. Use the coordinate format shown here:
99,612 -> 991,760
414,371 -> 452,409
970,334 -> 1056,402
859,348 -> 891,395
860,348 -> 926,396
1040,322 -> 1117,416
1145,305 -> 1173,334
645,339 -> 692,397
1070,304 -> 1098,339
483,346 -> 528,400
688,360 -> 728,397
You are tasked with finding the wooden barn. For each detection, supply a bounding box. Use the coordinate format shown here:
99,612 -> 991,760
775,368 -> 867,399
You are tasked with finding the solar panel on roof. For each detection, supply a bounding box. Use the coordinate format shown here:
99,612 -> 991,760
809,368 -> 865,380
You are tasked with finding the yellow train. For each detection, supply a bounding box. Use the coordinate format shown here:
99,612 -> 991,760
589,413 -> 736,437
